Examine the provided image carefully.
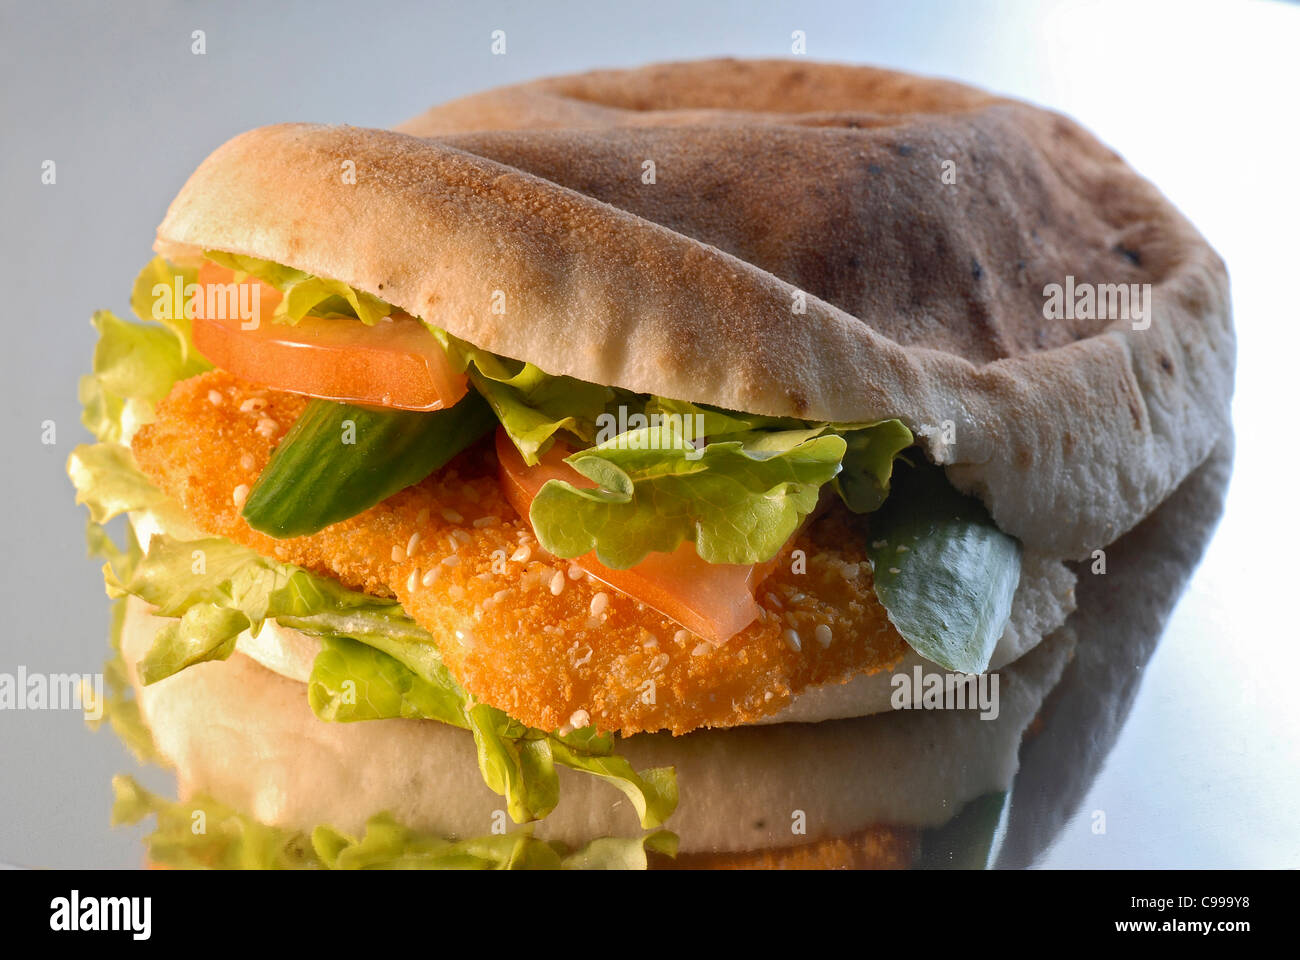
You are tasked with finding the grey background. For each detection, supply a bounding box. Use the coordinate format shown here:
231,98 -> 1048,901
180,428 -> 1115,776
1,0 -> 1296,867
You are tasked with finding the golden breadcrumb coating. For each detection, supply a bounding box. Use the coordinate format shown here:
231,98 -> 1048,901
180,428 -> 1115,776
133,371 -> 907,735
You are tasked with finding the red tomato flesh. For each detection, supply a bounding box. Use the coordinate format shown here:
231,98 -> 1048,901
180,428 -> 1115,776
191,263 -> 467,411
495,428 -> 778,643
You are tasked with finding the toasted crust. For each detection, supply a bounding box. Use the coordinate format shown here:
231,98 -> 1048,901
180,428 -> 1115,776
154,59 -> 1233,560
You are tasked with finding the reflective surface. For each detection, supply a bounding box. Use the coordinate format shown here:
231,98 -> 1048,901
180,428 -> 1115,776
1,0 -> 1296,868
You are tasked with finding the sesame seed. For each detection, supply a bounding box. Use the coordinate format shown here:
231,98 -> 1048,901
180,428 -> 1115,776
897,544 -> 909,553
764,691 -> 774,701
255,417 -> 278,437
442,555 -> 460,566
767,593 -> 783,609
390,545 -> 404,562
549,570 -> 565,596
405,532 -> 422,556
510,544 -> 531,563
448,584 -> 465,601
643,635 -> 659,650
441,508 -> 464,524
472,515 -> 499,528
567,564 -> 585,581
783,628 -> 802,652
446,537 -> 459,553
889,567 -> 901,575
461,483 -> 480,502
568,709 -> 591,730
239,397 -> 267,413
239,453 -> 255,471
673,629 -> 690,645
557,724 -> 573,737
691,642 -> 711,657
842,562 -> 861,578
815,624 -> 833,648
421,567 -> 440,586
649,653 -> 670,673
207,390 -> 223,406
406,570 -> 418,592
589,592 -> 610,616
232,484 -> 250,508
492,588 -> 510,605
452,529 -> 471,544
415,507 -> 430,525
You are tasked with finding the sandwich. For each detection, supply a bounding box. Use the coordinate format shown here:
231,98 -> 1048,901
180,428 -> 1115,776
69,59 -> 1234,867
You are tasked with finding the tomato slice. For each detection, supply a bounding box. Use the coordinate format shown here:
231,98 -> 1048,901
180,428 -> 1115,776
191,263 -> 467,411
495,428 -> 779,643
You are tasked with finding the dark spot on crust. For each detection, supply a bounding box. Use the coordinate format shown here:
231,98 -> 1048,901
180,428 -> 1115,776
1015,445 -> 1033,469
1128,399 -> 1142,429
867,163 -> 884,175
1062,431 -> 1076,455
895,144 -> 914,157
1115,243 -> 1142,266
971,258 -> 983,281
754,820 -> 767,830
1158,353 -> 1174,374
788,388 -> 810,415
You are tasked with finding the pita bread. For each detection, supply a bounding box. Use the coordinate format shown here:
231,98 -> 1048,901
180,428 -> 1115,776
154,58 -> 1233,560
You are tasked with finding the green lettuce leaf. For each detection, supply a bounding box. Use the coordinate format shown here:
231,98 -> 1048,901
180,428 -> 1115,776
308,635 -> 677,827
203,250 -> 394,325
432,329 -> 613,465
864,463 -> 1022,674
112,776 -> 674,870
308,634 -> 466,728
68,442 -> 170,524
115,534 -> 417,686
77,309 -> 210,445
129,256 -> 203,363
645,396 -> 913,513
530,423 -> 846,568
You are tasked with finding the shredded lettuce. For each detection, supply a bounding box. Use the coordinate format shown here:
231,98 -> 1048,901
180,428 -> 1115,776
111,776 -> 676,870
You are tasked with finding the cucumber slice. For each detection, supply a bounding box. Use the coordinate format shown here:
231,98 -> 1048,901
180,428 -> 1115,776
242,392 -> 495,538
